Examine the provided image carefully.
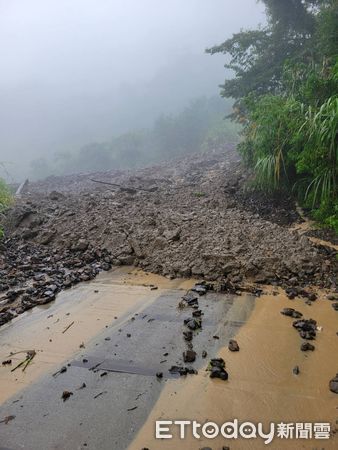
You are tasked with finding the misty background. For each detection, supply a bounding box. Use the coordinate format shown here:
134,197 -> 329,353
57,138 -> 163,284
0,0 -> 265,181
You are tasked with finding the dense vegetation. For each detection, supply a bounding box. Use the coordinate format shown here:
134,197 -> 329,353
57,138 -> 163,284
30,96 -> 240,178
208,0 -> 338,231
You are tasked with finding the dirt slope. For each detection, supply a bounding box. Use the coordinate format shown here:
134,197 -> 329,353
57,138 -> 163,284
1,148 -> 337,326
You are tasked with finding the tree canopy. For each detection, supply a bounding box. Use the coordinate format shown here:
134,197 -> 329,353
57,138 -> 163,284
208,0 -> 338,231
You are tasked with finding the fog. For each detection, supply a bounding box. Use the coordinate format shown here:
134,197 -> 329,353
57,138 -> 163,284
0,0 -> 265,180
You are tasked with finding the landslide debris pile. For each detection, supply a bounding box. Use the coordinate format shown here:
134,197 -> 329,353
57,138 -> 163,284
1,149 -> 337,326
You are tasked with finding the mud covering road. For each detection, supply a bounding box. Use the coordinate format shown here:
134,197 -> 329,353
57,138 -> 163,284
0,268 -> 337,449
1,148 -> 337,328
0,268 -> 255,449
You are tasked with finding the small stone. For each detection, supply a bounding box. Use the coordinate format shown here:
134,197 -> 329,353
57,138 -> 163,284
2,359 -> 12,366
293,365 -> 300,375
210,367 -> 228,380
329,373 -> 338,394
228,339 -> 240,352
184,318 -> 201,330
301,342 -> 315,352
208,358 -> 228,380
202,350 -> 207,358
156,372 -> 163,379
183,331 -> 193,341
281,308 -> 302,319
183,350 -> 196,363
61,391 -> 73,401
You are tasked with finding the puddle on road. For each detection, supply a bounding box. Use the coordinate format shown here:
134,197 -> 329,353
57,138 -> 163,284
129,289 -> 338,450
0,267 -> 194,404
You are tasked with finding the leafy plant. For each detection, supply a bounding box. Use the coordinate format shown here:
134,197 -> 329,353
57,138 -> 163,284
0,178 -> 12,212
0,178 -> 13,239
209,0 -> 338,232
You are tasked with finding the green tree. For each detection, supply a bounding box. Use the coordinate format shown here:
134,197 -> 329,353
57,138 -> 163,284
206,0 -> 334,100
208,0 -> 338,230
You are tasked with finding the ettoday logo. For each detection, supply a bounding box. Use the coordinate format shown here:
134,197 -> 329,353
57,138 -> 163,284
155,420 -> 331,444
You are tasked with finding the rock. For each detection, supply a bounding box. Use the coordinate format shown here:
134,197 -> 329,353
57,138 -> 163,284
156,372 -> 163,379
208,358 -> 228,380
182,292 -> 199,307
2,359 -> 12,366
169,366 -> 197,376
210,366 -> 228,380
118,256 -> 135,265
209,358 -> 225,369
228,339 -> 240,352
22,229 -> 39,240
49,191 -> 65,201
332,303 -> 338,311
5,289 -> 22,300
73,239 -> 89,251
183,350 -> 196,363
202,350 -> 207,358
329,373 -> 338,394
163,228 -> 180,241
293,365 -> 300,375
39,230 -> 56,245
61,391 -> 73,401
281,308 -> 303,319
327,294 -> 338,301
0,311 -> 14,326
192,284 -> 207,295
285,287 -> 298,299
183,331 -> 193,341
293,319 -> 317,340
184,318 -> 201,330
301,342 -> 315,351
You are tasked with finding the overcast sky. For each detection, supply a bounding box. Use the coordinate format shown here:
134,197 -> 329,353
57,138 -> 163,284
0,0 -> 265,178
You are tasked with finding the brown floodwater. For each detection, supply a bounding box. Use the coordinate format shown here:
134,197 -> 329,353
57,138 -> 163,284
0,267 -> 195,404
129,288 -> 338,450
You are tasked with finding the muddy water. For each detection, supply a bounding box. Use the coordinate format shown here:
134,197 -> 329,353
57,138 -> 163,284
129,289 -> 338,450
0,267 -> 195,404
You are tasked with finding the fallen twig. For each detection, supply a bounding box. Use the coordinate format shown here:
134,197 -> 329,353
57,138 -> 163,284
11,350 -> 36,373
0,415 -> 15,424
94,391 -> 107,399
62,321 -> 75,334
127,406 -> 138,411
90,179 -> 156,193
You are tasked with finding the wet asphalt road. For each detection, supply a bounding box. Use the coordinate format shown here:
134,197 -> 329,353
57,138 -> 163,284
0,285 -> 254,450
